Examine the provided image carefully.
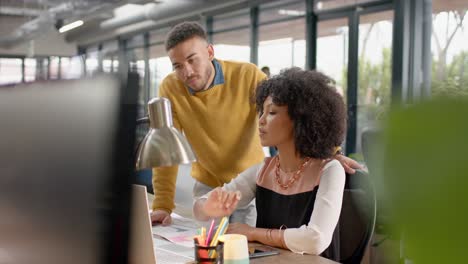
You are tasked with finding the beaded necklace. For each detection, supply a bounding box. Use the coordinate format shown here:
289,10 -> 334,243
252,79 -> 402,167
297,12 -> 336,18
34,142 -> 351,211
274,156 -> 311,190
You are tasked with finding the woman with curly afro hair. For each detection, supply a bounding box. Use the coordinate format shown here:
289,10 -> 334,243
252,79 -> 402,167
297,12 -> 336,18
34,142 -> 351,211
193,68 -> 347,259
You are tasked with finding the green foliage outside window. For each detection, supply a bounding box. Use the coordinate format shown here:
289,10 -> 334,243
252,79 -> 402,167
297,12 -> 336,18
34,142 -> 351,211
432,51 -> 468,97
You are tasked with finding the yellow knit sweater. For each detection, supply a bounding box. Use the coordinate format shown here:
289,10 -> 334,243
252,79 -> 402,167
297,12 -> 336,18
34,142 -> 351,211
152,59 -> 266,212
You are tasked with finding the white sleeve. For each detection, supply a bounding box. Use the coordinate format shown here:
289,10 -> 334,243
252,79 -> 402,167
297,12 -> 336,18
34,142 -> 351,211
199,162 -> 263,208
283,159 -> 345,255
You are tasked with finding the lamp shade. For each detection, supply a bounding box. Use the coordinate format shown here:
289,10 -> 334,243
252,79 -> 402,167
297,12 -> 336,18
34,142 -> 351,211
136,97 -> 196,169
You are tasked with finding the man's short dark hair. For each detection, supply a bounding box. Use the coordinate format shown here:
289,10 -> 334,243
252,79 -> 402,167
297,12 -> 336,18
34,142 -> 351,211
165,21 -> 208,51
255,67 -> 347,159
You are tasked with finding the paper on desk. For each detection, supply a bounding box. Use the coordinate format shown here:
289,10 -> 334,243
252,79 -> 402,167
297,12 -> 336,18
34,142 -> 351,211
171,212 -> 199,229
153,237 -> 194,262
151,212 -> 198,248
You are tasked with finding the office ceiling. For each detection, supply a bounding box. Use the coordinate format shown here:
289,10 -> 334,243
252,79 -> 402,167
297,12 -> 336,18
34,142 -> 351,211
0,0 -> 154,48
0,0 -> 466,53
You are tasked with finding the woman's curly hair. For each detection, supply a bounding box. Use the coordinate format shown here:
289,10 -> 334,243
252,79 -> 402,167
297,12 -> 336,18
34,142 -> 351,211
255,67 -> 347,159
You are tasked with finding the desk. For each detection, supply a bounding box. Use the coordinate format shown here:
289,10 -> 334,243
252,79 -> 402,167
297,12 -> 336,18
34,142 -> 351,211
248,243 -> 338,264
147,193 -> 338,264
186,250 -> 338,264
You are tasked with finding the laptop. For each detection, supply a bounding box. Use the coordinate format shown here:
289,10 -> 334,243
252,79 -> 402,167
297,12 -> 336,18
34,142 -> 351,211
129,185 -> 157,264
130,184 -> 196,264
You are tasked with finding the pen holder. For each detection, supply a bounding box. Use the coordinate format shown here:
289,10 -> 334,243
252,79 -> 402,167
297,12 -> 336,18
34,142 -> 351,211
194,239 -> 224,264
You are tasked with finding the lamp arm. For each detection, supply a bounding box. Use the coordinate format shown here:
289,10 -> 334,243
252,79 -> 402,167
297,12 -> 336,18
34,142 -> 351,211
134,116 -> 149,167
136,116 -> 149,125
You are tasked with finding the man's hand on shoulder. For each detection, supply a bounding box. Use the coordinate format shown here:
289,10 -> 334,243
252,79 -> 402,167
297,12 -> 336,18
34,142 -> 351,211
151,210 -> 172,226
335,154 -> 364,174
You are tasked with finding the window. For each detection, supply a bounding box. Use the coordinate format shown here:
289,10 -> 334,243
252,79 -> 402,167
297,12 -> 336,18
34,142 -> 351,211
213,28 -> 250,62
212,9 -> 250,62
24,58 -> 36,82
34,58 -> 49,81
356,11 -> 393,153
0,58 -> 22,85
86,47 -> 99,76
103,58 -> 114,73
258,19 -> 305,75
148,28 -> 172,97
149,44 -> 172,98
431,0 -> 468,97
317,18 -> 348,98
62,56 -> 83,79
102,41 -> 119,73
60,57 -> 70,78
315,0 -> 383,11
49,56 -> 60,79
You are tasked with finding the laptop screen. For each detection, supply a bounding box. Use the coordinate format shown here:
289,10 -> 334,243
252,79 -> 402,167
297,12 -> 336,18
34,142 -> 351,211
0,74 -> 138,264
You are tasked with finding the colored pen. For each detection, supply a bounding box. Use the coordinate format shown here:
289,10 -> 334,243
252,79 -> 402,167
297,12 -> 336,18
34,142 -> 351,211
205,219 -> 216,246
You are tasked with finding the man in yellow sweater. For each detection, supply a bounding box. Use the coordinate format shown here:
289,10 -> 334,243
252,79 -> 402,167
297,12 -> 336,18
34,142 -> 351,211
151,21 -> 361,225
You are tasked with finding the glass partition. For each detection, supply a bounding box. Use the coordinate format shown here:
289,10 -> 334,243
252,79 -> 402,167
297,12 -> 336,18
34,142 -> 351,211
212,28 -> 250,62
356,10 -> 393,153
259,19 -> 305,75
317,18 -> 348,98
24,58 -> 36,82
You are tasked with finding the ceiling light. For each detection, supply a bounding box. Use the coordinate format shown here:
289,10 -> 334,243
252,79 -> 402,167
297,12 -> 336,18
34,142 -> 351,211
59,20 -> 84,33
316,1 -> 323,10
278,9 -> 305,16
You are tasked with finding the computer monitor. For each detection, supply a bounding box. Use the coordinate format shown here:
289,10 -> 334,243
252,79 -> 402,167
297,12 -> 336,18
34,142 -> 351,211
0,74 -> 138,264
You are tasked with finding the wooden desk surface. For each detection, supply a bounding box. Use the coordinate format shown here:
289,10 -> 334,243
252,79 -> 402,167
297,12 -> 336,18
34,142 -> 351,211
147,193 -> 338,264
248,243 -> 338,264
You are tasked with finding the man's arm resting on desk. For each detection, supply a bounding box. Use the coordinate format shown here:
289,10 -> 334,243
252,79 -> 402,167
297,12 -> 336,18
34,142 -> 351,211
151,210 -> 172,225
151,165 -> 179,225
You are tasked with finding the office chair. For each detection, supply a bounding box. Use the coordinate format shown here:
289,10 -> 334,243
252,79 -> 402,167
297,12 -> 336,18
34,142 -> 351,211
361,127 -> 382,175
361,127 -> 390,244
338,170 -> 377,264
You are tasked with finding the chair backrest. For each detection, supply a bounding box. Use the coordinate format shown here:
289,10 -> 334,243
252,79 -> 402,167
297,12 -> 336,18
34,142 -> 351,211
361,127 -> 383,176
339,170 -> 377,264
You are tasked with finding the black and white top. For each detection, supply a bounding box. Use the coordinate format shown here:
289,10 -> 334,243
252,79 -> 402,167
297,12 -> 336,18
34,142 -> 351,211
199,157 -> 345,256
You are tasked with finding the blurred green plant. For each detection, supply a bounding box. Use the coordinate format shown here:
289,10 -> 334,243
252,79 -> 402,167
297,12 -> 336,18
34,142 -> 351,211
383,97 -> 468,263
